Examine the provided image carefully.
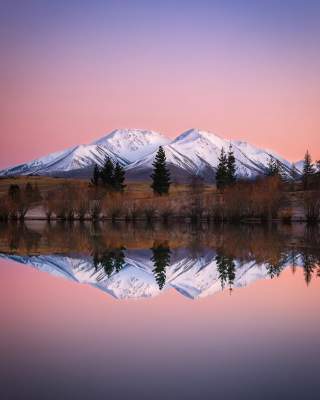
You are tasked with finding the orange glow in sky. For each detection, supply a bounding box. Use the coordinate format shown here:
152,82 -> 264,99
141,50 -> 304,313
1,1 -> 319,168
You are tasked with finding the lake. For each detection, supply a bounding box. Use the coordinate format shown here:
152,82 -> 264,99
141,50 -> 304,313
0,222 -> 320,399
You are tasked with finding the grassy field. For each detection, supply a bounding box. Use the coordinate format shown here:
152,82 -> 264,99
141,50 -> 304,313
0,175 -> 316,222
0,176 -> 88,196
0,176 -> 215,199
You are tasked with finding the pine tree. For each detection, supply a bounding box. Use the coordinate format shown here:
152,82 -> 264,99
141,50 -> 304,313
216,253 -> 236,290
151,146 -> 171,195
151,242 -> 171,290
226,144 -> 236,185
302,252 -> 317,286
100,157 -> 115,188
302,150 -> 315,190
215,148 -> 228,190
266,157 -> 280,177
91,164 -> 100,186
113,247 -> 126,273
93,247 -> 126,277
113,162 -> 126,192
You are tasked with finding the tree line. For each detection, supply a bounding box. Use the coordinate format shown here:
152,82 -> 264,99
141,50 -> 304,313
215,146 -> 320,191
91,158 -> 126,192
92,241 -> 171,290
90,146 -> 171,195
91,145 -> 319,196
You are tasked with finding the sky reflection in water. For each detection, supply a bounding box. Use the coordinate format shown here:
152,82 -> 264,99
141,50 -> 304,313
0,222 -> 320,399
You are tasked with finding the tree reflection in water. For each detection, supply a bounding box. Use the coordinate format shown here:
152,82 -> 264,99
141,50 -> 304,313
0,221 -> 320,290
215,252 -> 236,291
151,241 -> 171,290
93,247 -> 126,280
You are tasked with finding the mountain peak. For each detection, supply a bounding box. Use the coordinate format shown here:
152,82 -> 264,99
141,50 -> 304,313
93,128 -> 170,163
93,128 -> 168,144
173,128 -> 223,144
0,126 -> 293,179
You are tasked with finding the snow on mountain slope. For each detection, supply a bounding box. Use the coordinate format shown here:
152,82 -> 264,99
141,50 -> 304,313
39,144 -> 128,172
0,128 -> 168,177
293,160 -> 304,173
232,139 -> 291,175
0,127 -> 295,179
0,147 -> 77,177
127,144 -> 201,174
126,128 -> 292,180
0,250 -> 297,300
93,128 -> 170,162
0,144 -> 128,177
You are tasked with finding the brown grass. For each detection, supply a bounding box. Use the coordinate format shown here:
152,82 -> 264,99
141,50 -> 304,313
0,176 -> 318,223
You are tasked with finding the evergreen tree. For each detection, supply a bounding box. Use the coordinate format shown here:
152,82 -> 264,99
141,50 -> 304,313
215,148 -> 228,190
226,144 -> 236,185
91,164 -> 100,186
216,252 -> 236,290
266,157 -> 280,177
266,261 -> 284,279
101,252 -> 115,277
113,162 -> 126,192
93,247 -> 126,278
113,247 -> 126,273
302,251 -> 317,286
151,146 -> 171,195
302,150 -> 315,190
100,157 -> 115,188
151,242 -> 171,290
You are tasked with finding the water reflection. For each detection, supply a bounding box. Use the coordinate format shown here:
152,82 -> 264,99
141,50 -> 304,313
215,252 -> 236,291
151,241 -> 171,290
93,247 -> 126,280
0,222 -> 319,299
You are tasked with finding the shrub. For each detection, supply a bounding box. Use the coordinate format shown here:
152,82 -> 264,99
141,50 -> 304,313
143,205 -> 157,222
90,200 -> 102,221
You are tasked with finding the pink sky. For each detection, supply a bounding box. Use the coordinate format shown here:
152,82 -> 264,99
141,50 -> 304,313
1,258 -> 320,398
1,1 -> 319,168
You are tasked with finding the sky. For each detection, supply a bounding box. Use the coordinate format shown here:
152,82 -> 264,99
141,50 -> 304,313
0,0 -> 319,168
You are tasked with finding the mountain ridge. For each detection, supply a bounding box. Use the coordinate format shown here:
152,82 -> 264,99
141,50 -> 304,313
0,251 -> 285,300
0,128 -> 302,181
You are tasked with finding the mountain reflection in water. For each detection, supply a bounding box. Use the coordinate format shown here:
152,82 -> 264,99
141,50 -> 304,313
0,222 -> 319,300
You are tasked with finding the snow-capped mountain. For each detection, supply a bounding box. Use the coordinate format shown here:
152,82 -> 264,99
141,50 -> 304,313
0,127 -> 295,180
126,128 -> 292,181
293,160 -> 304,173
0,129 -> 168,177
0,249 -> 296,300
92,128 -> 170,163
0,144 -> 128,177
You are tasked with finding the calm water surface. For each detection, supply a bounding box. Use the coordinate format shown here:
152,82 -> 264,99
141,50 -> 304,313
0,222 -> 320,399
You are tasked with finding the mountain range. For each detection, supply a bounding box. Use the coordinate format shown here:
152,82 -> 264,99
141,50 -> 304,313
0,128 -> 301,182
0,249 -> 296,300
